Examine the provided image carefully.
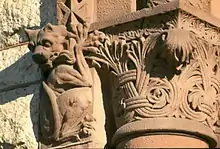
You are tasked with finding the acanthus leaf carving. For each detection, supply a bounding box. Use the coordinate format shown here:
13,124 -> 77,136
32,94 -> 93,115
25,10 -> 220,147
183,0 -> 211,13
85,28 -> 220,130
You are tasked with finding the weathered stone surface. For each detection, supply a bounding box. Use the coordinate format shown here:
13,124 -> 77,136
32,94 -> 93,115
96,0 -> 136,21
89,68 -> 106,148
0,84 -> 40,149
0,0 -> 57,49
0,1 -> 56,148
117,135 -> 209,148
0,45 -> 41,91
70,0 -> 96,24
0,0 -> 39,48
40,0 -> 57,26
182,0 -> 211,13
211,0 -> 220,20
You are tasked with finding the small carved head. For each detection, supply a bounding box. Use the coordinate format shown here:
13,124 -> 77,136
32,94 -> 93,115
25,23 -> 75,69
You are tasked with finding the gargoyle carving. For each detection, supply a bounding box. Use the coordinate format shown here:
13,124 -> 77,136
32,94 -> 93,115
25,22 -> 96,148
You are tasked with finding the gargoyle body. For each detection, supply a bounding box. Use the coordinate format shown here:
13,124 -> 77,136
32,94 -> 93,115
25,23 -> 95,147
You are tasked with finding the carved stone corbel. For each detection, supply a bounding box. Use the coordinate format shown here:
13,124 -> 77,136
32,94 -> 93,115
25,22 -> 99,148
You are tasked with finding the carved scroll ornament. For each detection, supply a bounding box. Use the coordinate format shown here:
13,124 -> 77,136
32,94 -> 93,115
85,28 -> 220,131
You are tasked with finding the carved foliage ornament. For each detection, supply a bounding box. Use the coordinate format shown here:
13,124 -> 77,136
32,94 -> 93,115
85,28 -> 220,130
184,0 -> 211,12
25,21 -> 220,146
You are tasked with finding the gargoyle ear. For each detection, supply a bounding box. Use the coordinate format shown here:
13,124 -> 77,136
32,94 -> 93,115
24,28 -> 40,41
24,29 -> 40,52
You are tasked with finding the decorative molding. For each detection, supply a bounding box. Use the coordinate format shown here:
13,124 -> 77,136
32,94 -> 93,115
138,0 -> 211,13
111,118 -> 217,147
178,10 -> 220,45
140,0 -> 172,9
183,0 -> 211,13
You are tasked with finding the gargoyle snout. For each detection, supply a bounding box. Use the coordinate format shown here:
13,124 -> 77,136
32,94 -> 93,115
32,46 -> 50,64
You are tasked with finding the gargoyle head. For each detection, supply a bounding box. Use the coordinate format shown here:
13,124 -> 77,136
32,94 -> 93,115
25,23 -> 76,70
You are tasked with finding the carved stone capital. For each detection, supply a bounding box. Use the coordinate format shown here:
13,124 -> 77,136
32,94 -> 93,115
84,3 -> 220,146
86,27 -> 220,147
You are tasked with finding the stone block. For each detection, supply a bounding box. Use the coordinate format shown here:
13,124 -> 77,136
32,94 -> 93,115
96,0 -> 136,21
71,0 -> 96,24
0,45 -> 41,91
0,0 -> 57,49
57,0 -> 136,25
0,84 -> 40,149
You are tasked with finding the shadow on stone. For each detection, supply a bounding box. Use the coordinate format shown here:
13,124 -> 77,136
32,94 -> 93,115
0,0 -> 56,148
40,0 -> 57,26
0,52 -> 41,148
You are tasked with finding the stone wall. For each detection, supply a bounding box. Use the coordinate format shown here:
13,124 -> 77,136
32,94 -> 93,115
0,0 -> 56,148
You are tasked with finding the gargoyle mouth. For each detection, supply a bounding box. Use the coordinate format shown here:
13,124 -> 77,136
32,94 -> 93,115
52,51 -> 75,65
32,53 -> 49,65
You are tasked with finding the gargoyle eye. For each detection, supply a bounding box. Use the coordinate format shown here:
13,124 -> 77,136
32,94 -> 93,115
42,39 -> 52,47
